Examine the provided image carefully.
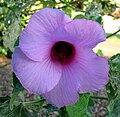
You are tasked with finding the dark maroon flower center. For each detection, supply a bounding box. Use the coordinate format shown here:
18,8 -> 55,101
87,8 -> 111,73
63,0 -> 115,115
51,41 -> 75,64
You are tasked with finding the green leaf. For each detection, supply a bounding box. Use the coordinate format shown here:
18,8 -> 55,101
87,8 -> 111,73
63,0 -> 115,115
106,82 -> 117,100
9,91 -> 20,110
0,96 -> 10,103
85,2 -> 103,24
0,96 -> 10,117
107,54 -> 120,116
88,97 -> 94,107
60,107 -> 70,117
63,8 -> 72,17
107,54 -> 120,100
86,97 -> 94,117
66,93 -> 90,117
95,15 -> 102,24
96,49 -> 103,56
13,73 -> 24,92
108,98 -> 120,117
74,14 -> 86,19
3,18 -> 21,52
20,107 -> 34,117
9,73 -> 24,110
14,37 -> 19,47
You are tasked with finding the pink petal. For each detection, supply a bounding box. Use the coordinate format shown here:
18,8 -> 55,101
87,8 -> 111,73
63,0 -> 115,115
43,63 -> 79,108
63,19 -> 106,48
75,47 -> 109,93
19,8 -> 72,61
11,47 -> 62,94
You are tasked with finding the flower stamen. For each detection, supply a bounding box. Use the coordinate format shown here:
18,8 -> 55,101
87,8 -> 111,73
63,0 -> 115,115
51,41 -> 75,64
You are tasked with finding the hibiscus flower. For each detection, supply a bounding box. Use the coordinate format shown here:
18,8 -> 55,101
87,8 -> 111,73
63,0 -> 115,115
12,8 -> 109,107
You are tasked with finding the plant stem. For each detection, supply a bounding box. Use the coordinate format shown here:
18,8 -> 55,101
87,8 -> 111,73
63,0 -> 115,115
107,29 -> 120,38
91,96 -> 108,100
23,98 -> 45,105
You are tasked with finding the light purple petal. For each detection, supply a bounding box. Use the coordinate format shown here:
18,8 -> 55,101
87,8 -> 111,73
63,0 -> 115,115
58,19 -> 106,48
43,47 -> 109,107
19,8 -> 72,61
43,63 -> 79,108
11,47 -> 62,94
42,44 -> 109,108
50,26 -> 74,44
20,33 -> 53,62
23,8 -> 71,35
75,47 -> 109,93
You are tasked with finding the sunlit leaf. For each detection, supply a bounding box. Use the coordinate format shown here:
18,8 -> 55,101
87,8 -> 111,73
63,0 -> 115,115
3,18 -> 21,52
88,0 -> 93,2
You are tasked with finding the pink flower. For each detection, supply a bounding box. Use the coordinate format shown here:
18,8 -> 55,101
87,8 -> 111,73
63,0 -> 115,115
12,8 -> 109,107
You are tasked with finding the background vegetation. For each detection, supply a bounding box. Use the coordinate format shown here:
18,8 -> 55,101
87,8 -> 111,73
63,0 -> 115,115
0,0 -> 120,117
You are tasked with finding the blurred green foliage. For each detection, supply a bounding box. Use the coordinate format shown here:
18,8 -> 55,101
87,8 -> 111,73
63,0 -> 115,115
107,54 -> 120,117
0,0 -> 120,117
